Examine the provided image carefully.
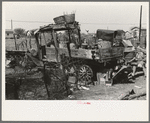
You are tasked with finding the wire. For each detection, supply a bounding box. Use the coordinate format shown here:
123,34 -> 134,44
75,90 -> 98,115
81,23 -> 147,25
5,20 -> 147,25
6,20 -> 51,24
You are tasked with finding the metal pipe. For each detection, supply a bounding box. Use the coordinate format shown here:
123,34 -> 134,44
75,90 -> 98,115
139,5 -> 142,43
13,34 -> 17,50
43,63 -> 50,98
67,30 -> 71,58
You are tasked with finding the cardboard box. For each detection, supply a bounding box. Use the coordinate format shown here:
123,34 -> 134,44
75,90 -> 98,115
105,79 -> 113,86
68,76 -> 76,84
97,73 -> 105,85
100,78 -> 106,85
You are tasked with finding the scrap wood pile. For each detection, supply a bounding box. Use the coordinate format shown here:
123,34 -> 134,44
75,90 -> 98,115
118,89 -> 146,100
6,50 -> 37,72
5,64 -> 69,100
6,62 -> 68,100
5,52 -> 80,100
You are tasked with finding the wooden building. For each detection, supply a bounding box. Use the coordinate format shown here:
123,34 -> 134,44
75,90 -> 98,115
130,27 -> 146,48
5,29 -> 14,39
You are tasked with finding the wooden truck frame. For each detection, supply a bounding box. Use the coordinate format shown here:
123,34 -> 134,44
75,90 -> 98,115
27,21 -> 124,85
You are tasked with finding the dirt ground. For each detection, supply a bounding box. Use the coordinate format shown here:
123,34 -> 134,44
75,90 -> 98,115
69,75 -> 146,100
6,66 -> 146,100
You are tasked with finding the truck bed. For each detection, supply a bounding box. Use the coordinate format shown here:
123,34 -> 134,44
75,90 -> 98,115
45,47 -> 124,63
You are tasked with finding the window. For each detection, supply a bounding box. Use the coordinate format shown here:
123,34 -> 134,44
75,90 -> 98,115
7,33 -> 9,36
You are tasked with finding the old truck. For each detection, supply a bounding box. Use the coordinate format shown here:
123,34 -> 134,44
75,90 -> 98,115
6,14 -> 125,86
25,19 -> 124,85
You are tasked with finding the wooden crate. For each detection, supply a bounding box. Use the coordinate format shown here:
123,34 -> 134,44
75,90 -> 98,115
97,73 -> 105,85
53,16 -> 65,24
53,14 -> 75,24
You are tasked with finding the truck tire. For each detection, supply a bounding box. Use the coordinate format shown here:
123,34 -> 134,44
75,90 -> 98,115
78,64 -> 93,86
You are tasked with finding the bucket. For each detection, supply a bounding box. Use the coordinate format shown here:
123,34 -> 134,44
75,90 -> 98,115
68,76 -> 76,84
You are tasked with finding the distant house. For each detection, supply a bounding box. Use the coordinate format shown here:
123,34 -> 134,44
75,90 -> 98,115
130,27 -> 146,48
130,27 -> 146,38
5,29 -> 14,39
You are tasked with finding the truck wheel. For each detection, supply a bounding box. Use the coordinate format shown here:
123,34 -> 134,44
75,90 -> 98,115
78,65 -> 93,86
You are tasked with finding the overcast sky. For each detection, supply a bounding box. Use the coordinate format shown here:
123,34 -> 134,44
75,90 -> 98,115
3,2 -> 149,33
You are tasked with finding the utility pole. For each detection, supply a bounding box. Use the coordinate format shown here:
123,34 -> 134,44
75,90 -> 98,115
139,5 -> 142,43
11,19 -> 13,30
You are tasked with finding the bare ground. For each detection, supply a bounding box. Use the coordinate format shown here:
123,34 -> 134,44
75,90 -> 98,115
5,67 -> 146,100
66,74 -> 146,100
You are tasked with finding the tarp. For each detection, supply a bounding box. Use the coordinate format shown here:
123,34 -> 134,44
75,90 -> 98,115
137,46 -> 146,54
122,39 -> 135,52
96,29 -> 118,41
122,40 -> 133,47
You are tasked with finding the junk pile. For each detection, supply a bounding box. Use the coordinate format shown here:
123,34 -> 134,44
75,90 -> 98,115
96,63 -> 133,86
118,89 -> 146,100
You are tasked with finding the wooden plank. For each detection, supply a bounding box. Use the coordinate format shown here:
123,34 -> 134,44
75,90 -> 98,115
99,47 -> 124,60
46,47 -> 93,60
52,30 -> 60,62
27,53 -> 44,67
99,48 -> 112,59
45,47 -> 124,62
112,47 -> 124,56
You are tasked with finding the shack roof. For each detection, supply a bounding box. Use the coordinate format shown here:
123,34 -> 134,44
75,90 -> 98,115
5,29 -> 13,33
130,27 -> 146,31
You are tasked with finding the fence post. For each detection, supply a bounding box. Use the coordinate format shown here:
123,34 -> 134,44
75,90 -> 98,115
43,62 -> 50,99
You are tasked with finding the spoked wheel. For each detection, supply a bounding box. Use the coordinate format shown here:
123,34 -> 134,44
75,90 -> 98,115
78,65 -> 93,86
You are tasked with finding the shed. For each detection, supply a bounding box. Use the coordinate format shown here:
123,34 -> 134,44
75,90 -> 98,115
5,29 -> 14,39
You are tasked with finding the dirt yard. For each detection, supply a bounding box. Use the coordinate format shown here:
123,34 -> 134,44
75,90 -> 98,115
69,75 -> 146,100
6,66 -> 146,100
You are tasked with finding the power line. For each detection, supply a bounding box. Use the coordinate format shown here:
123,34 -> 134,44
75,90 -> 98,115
5,20 -> 147,25
6,20 -> 51,23
80,23 -> 147,25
